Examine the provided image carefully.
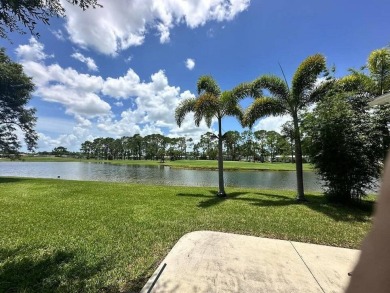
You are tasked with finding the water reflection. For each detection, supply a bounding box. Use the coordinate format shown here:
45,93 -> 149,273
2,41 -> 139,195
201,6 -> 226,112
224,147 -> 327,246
0,161 -> 323,191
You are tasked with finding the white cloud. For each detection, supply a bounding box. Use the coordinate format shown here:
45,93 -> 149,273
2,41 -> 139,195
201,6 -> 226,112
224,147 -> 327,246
51,29 -> 66,41
253,115 -> 291,133
15,37 -> 52,61
61,0 -> 251,55
185,58 -> 195,70
38,86 -> 110,117
101,70 -> 198,134
16,40 -> 109,118
102,69 -> 142,99
71,52 -> 99,71
157,22 -> 171,43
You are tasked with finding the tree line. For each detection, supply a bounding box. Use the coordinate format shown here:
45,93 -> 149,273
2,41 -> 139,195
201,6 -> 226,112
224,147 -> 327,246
78,128 -> 299,163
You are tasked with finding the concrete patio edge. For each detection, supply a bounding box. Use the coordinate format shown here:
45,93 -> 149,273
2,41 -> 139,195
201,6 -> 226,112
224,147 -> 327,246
141,231 -> 360,293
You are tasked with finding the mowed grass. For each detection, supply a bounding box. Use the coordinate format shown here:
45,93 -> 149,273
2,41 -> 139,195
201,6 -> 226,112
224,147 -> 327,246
5,156 -> 81,162
166,159 -> 313,171
11,156 -> 313,171
108,159 -> 313,171
0,177 -> 373,292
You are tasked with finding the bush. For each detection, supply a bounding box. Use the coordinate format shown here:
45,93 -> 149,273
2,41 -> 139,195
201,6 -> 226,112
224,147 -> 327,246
306,93 -> 382,203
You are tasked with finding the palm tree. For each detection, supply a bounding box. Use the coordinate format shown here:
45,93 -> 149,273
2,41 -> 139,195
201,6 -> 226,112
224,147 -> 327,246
367,48 -> 390,95
175,76 -> 242,197
241,54 -> 327,201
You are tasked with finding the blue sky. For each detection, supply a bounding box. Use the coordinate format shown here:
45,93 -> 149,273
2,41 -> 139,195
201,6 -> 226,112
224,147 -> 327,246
1,0 -> 389,151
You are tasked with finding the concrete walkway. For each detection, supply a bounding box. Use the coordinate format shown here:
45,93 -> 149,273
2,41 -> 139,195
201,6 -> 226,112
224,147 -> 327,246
141,231 -> 360,293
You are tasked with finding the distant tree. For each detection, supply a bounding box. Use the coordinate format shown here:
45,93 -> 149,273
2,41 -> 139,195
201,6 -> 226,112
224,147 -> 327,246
240,129 -> 254,161
80,140 -> 92,159
0,0 -> 101,39
52,146 -> 68,157
224,130 -> 241,160
177,137 -> 187,159
131,134 -> 143,160
92,137 -> 102,159
175,75 -> 243,197
197,132 -> 217,160
240,54 -> 329,201
186,137 -> 194,159
167,137 -> 178,161
281,121 -> 295,163
193,141 -> 200,159
143,134 -> 166,160
111,138 -> 122,160
254,130 -> 268,162
0,48 -> 37,155
265,131 -> 286,162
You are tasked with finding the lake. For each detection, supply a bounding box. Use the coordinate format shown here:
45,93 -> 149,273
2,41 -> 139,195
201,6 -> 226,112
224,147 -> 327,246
0,161 -> 324,191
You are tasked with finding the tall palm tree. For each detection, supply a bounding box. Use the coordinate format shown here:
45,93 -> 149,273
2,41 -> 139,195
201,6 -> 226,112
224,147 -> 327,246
175,75 -> 242,197
241,54 -> 327,201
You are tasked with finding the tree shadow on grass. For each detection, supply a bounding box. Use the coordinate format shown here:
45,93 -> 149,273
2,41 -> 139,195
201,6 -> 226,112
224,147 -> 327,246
0,177 -> 27,184
247,192 -> 297,207
0,246 -> 105,293
177,190 -> 249,208
120,262 -> 162,293
304,193 -> 374,223
250,192 -> 374,223
177,189 -> 373,223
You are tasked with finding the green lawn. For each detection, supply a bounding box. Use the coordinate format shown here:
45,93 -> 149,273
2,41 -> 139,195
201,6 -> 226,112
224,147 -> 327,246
3,156 -> 81,162
11,156 -> 313,171
0,177 -> 372,292
166,159 -> 313,171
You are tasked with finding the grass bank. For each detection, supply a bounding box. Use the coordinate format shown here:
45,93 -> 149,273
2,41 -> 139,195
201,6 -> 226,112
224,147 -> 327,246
0,177 -> 372,292
7,156 -> 313,171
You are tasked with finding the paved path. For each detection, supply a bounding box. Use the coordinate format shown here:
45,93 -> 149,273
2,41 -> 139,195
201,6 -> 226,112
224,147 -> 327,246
141,231 -> 360,293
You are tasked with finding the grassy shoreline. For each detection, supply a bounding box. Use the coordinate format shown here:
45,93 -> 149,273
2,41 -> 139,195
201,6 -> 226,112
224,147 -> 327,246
2,156 -> 314,171
0,177 -> 372,292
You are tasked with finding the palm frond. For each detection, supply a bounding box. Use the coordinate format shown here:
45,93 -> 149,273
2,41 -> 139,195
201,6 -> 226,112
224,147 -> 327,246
193,110 -> 215,128
204,112 -> 214,128
368,48 -> 390,79
219,91 -> 236,113
251,75 -> 289,102
338,73 -> 376,93
303,79 -> 335,106
225,104 -> 244,124
220,91 -> 243,121
292,54 -> 326,102
197,75 -> 221,97
242,97 -> 285,127
231,82 -> 254,101
194,93 -> 219,127
193,110 -> 204,127
175,98 -> 196,127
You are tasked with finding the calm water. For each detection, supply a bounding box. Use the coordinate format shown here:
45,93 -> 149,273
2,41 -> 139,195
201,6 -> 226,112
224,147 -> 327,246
0,161 -> 323,191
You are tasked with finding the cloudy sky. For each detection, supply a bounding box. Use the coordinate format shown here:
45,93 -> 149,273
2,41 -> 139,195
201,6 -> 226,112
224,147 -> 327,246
2,0 -> 390,151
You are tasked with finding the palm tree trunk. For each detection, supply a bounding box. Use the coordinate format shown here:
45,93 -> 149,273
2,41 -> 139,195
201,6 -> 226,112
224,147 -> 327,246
217,117 -> 226,197
293,112 -> 306,201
